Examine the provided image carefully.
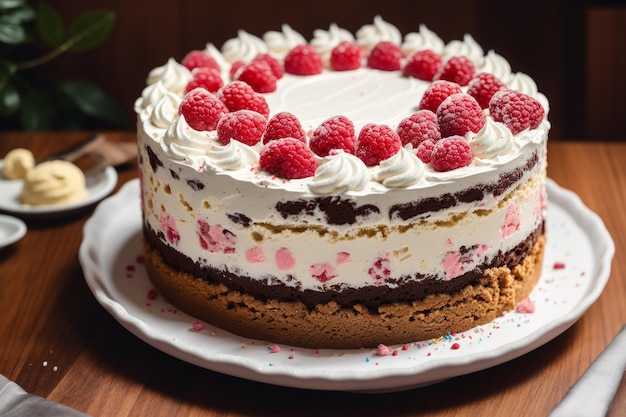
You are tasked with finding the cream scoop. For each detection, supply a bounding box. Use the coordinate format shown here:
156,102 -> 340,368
20,160 -> 88,206
3,148 -> 35,179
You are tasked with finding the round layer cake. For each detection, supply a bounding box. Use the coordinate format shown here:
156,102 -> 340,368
135,17 -> 549,349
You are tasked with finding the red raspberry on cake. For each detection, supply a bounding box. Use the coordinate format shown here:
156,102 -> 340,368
467,72 -> 506,109
229,60 -> 245,80
185,67 -> 224,94
263,112 -> 307,144
430,136 -> 473,172
253,53 -> 284,79
284,44 -> 323,75
235,60 -> 277,93
403,49 -> 442,81
434,56 -> 475,86
330,41 -> 363,71
367,41 -> 402,71
259,137 -> 318,179
181,50 -> 220,72
216,110 -> 267,146
419,80 -> 463,113
396,110 -> 441,148
355,123 -> 402,166
217,81 -> 270,119
489,89 -> 545,134
437,93 -> 486,137
179,87 -> 229,131
416,139 -> 436,163
310,115 -> 356,156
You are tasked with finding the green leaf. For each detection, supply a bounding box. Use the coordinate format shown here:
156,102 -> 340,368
19,90 -> 59,130
0,0 -> 26,10
67,10 -> 115,53
36,2 -> 63,48
60,79 -> 128,126
0,60 -> 16,89
3,4 -> 34,22
0,15 -> 25,44
0,81 -> 20,116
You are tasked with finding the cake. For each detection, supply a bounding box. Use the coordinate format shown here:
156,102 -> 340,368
135,16 -> 549,349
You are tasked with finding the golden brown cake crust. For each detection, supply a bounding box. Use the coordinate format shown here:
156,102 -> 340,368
143,234 -> 545,349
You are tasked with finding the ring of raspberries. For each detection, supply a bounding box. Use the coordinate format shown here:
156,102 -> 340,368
175,40 -> 545,179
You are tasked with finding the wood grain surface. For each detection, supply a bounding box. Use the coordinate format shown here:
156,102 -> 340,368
0,132 -> 624,417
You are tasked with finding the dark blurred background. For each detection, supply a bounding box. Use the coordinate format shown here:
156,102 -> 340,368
42,0 -> 626,140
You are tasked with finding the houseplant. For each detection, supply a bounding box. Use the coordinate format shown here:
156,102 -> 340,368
0,0 -> 127,130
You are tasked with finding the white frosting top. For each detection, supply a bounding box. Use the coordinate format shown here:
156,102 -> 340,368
356,15 -> 403,53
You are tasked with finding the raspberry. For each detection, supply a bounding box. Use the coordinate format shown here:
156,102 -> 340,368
403,49 -> 442,81
419,80 -> 463,113
216,81 -> 270,119
310,115 -> 356,156
330,41 -> 363,71
284,44 -> 323,75
235,60 -> 277,93
185,67 -> 224,94
181,50 -> 220,72
253,53 -> 284,79
216,110 -> 267,146
178,87 -> 229,131
355,124 -> 402,166
436,93 -> 486,137
229,60 -> 245,80
263,112 -> 306,144
489,89 -> 545,134
467,72 -> 506,109
367,41 -> 402,71
416,139 -> 435,163
430,136 -> 473,171
259,138 -> 318,179
434,55 -> 475,86
396,110 -> 441,147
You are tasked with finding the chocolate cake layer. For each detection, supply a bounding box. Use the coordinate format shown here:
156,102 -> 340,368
144,222 -> 543,310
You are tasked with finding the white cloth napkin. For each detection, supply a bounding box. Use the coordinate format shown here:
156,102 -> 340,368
0,374 -> 91,417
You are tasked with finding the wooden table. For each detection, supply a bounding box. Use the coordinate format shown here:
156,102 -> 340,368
1,132 -> 625,417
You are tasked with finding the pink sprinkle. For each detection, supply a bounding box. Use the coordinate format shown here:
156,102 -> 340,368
270,345 -> 281,353
192,320 -> 204,331
516,297 -> 536,313
376,344 -> 396,356
451,343 -> 461,350
401,345 -> 409,351
126,264 -> 135,271
288,355 -> 294,359
136,255 -> 145,263
553,262 -> 566,269
147,288 -> 158,300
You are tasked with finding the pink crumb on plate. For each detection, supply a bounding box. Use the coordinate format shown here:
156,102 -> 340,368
516,297 -> 536,313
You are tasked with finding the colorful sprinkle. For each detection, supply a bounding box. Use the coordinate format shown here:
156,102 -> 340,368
451,343 -> 461,350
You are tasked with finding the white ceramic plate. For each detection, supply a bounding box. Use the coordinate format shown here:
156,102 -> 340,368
0,214 -> 27,249
0,160 -> 117,219
79,179 -> 614,392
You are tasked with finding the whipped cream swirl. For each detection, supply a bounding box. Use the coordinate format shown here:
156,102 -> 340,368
150,90 -> 182,129
206,140 -> 259,171
401,24 -> 445,56
204,42 -> 232,79
311,23 -> 355,67
308,150 -> 369,194
443,34 -> 484,67
356,15 -> 402,53
162,116 -> 215,162
374,147 -> 425,187
222,30 -> 268,64
146,58 -> 192,95
479,50 -> 512,83
263,24 -> 306,59
469,118 -> 514,159
138,80 -> 170,112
